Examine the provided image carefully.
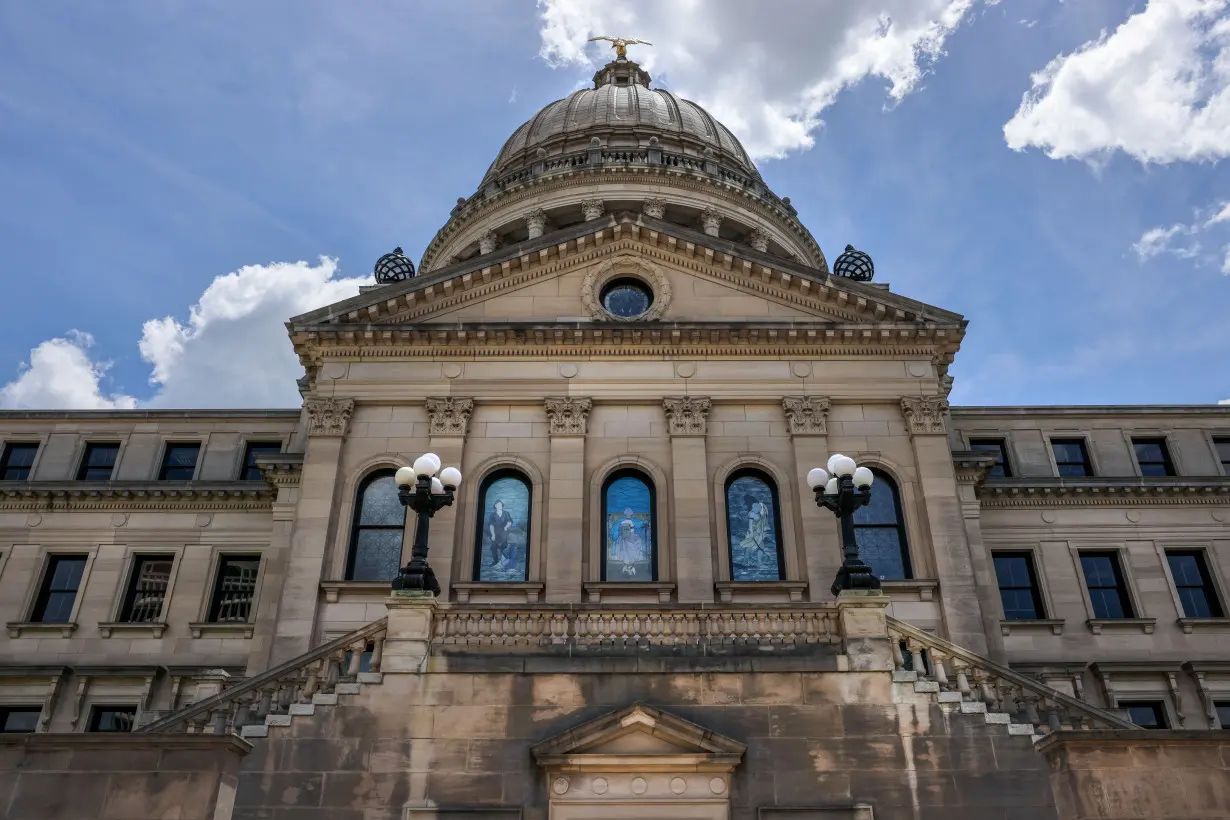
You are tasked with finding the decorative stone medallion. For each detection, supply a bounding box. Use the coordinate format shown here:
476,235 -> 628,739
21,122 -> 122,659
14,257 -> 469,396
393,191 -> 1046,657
631,777 -> 647,795
581,255 -> 672,322
26,514 -> 42,528
553,777 -> 570,795
670,777 -> 687,794
591,777 -> 608,795
709,777 -> 726,794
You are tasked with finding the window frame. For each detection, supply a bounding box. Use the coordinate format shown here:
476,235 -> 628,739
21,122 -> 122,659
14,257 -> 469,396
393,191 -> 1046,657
344,469 -> 407,582
117,553 -> 177,623
1161,547 -> 1226,619
471,468 -> 534,583
29,553 -> 90,624
992,550 -> 1047,620
87,704 -> 138,733
851,468 -> 913,582
1077,549 -> 1137,619
157,441 -> 202,481
1131,436 -> 1177,478
600,467 -> 659,582
1209,434 -> 1230,477
205,554 -> 264,624
1214,701 -> 1230,730
76,441 -> 121,481
967,438 -> 1013,479
721,467 -> 787,582
239,440 -> 283,481
0,441 -> 41,481
1118,700 -> 1169,729
1049,436 -> 1096,478
0,705 -> 43,733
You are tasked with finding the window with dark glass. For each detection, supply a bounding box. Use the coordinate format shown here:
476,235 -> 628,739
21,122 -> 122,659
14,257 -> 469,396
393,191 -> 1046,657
993,552 -> 1045,620
725,469 -> 785,582
76,442 -> 119,480
599,278 -> 653,318
1080,551 -> 1134,619
1216,702 -> 1230,729
852,469 -> 912,581
207,555 -> 260,622
158,443 -> 200,480
1166,550 -> 1224,618
346,471 -> 406,581
0,443 -> 38,480
30,555 -> 87,623
119,555 -> 174,623
1133,438 -> 1175,477
601,469 -> 657,581
241,441 -> 282,481
1120,701 -> 1167,729
969,439 -> 1012,478
1213,437 -> 1230,475
1051,439 -> 1093,477
0,706 -> 41,733
88,705 -> 136,733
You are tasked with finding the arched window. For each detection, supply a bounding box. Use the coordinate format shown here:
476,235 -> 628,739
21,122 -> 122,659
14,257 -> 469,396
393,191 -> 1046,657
725,469 -> 785,581
853,469 -> 912,581
601,469 -> 656,581
473,469 -> 532,582
345,470 -> 406,581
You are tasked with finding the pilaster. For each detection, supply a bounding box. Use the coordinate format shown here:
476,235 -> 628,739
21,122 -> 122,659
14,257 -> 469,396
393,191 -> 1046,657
425,398 -> 473,597
544,398 -> 591,602
382,593 -> 438,673
953,451 -> 1007,663
835,590 -> 893,672
664,397 -> 714,601
248,455 -> 303,673
782,397 -> 840,600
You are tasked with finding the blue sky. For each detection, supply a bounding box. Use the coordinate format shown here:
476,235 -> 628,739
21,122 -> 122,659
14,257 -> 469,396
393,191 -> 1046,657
0,0 -> 1226,408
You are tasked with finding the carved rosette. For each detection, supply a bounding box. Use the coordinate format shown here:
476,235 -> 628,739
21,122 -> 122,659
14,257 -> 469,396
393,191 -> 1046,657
663,396 -> 711,437
642,198 -> 666,219
304,397 -> 355,437
544,397 -> 593,436
581,198 -> 605,222
748,227 -> 770,253
900,396 -> 950,436
524,208 -> 549,239
426,397 -> 474,437
478,231 -> 500,255
781,396 -> 831,436
700,206 -> 722,237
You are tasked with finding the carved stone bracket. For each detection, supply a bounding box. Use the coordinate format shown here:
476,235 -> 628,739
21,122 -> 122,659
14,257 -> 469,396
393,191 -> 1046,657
545,397 -> 593,437
641,198 -> 666,219
663,397 -> 711,437
781,396 -> 830,436
426,397 -> 474,437
524,208 -> 549,240
901,396 -> 949,436
581,198 -> 605,222
305,397 -> 355,437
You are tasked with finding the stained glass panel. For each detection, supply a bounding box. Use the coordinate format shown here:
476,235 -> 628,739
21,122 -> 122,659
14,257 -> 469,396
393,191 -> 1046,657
358,475 -> 404,525
604,474 -> 654,580
476,474 -> 531,582
350,530 -> 404,581
726,473 -> 783,581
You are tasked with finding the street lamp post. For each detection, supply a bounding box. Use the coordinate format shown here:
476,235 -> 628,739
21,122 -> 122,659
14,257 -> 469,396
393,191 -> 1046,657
806,454 -> 880,596
390,453 -> 462,596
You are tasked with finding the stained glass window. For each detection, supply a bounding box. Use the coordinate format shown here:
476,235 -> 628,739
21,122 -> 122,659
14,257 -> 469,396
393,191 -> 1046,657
346,471 -> 406,581
852,469 -> 911,581
602,470 -> 656,580
474,470 -> 531,582
725,470 -> 784,581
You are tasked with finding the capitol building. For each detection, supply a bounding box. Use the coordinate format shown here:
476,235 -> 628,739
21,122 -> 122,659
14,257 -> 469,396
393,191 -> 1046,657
1,46 -> 1228,820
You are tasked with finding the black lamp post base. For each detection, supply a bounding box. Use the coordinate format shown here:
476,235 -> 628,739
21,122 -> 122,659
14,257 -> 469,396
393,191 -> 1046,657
392,565 -> 441,597
830,562 -> 881,597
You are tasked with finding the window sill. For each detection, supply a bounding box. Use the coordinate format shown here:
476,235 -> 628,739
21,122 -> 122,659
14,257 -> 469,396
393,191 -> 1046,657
584,582 -> 675,604
714,581 -> 808,603
1177,617 -> 1230,634
99,621 -> 168,639
880,579 -> 940,601
188,621 -> 254,639
1087,617 -> 1156,635
452,583 -> 546,604
320,581 -> 392,603
1000,618 -> 1065,636
6,621 -> 77,639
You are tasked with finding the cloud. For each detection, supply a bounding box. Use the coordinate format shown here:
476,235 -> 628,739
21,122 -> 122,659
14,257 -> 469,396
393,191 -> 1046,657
1004,0 -> 1230,165
536,0 -> 985,160
0,259 -> 366,409
1132,223 -> 1199,261
1132,199 -> 1230,269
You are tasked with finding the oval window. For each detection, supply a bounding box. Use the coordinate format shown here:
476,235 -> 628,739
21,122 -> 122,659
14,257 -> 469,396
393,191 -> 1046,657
600,278 -> 653,318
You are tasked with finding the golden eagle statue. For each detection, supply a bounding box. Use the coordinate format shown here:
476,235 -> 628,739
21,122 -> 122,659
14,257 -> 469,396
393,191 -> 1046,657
588,36 -> 652,59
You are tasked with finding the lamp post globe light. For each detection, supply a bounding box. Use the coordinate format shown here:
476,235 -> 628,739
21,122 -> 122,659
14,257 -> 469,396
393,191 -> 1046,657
391,453 -> 462,596
806,454 -> 879,596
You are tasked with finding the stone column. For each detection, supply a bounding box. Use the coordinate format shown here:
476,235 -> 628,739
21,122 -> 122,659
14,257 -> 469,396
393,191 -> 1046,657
700,206 -> 722,237
664,397 -> 714,602
478,231 -> 499,255
424,397 -> 473,598
524,208 -> 548,240
782,397 -> 839,600
954,454 -> 1008,663
901,396 -> 991,655
271,397 -> 353,664
543,398 -> 592,602
581,198 -> 605,222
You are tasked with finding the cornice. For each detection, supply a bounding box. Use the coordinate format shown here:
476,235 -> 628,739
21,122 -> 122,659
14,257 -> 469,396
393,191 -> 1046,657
0,409 -> 300,421
953,405 -> 1230,418
0,481 -> 275,512
951,450 -> 997,485
977,477 -> 1230,508
257,453 -> 304,487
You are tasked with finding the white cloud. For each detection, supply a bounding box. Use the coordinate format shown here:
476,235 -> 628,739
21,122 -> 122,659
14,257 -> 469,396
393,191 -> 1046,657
1004,0 -> 1230,165
537,0 -> 984,160
1132,224 -> 1196,261
1133,199 -> 1230,269
1206,202 -> 1230,226
0,258 -> 366,409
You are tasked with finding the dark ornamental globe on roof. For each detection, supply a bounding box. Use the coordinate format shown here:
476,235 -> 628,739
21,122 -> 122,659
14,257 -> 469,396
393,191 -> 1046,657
373,247 -> 416,283
833,244 -> 874,282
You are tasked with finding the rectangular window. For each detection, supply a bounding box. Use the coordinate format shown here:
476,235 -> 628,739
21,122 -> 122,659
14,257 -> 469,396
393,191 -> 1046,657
1052,439 -> 1094,477
158,443 -> 200,480
1216,702 -> 1230,729
0,706 -> 41,733
1166,550 -> 1224,618
30,555 -> 87,623
0,443 -> 38,480
1133,438 -> 1176,477
1214,437 -> 1230,475
240,442 -> 281,481
1080,551 -> 1135,619
88,706 -> 136,733
208,555 -> 260,622
969,438 -> 1013,478
76,442 -> 120,481
1120,700 -> 1167,729
993,552 -> 1045,620
119,555 -> 174,623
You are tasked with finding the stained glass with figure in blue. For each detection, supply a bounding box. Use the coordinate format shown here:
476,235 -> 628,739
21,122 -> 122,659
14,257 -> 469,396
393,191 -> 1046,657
726,472 -> 784,581
603,472 -> 655,580
475,473 -> 531,582
852,469 -> 911,581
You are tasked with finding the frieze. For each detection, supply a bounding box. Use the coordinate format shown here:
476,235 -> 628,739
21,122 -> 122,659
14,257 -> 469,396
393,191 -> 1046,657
901,396 -> 950,436
781,396 -> 831,436
663,396 -> 711,436
544,397 -> 593,436
305,397 -> 354,437
0,482 -> 275,512
426,397 -> 474,437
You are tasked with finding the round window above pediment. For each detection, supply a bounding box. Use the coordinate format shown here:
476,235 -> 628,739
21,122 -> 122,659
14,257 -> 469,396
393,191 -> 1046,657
600,278 -> 653,318
582,256 -> 672,322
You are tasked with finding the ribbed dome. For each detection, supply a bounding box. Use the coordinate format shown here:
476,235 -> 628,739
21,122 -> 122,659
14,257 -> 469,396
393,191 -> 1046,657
479,58 -> 759,189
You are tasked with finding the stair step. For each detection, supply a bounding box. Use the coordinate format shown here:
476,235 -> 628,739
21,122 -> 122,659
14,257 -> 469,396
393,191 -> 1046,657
335,682 -> 361,695
937,692 -> 964,703
1031,734 -> 1045,744
357,672 -> 384,684
984,712 -> 1010,724
913,681 -> 939,693
240,724 -> 268,739
265,714 -> 292,727
959,701 -> 987,714
312,693 -> 339,706
892,671 -> 919,683
1008,724 -> 1035,736
288,703 -> 315,716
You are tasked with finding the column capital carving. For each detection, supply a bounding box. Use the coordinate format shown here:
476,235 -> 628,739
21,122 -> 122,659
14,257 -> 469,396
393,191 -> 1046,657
426,397 -> 474,437
544,397 -> 593,436
781,396 -> 831,436
581,198 -> 605,221
524,208 -> 549,239
663,396 -> 711,437
478,230 -> 500,255
748,227 -> 770,253
900,396 -> 950,436
304,397 -> 355,437
700,206 -> 722,237
642,197 -> 666,219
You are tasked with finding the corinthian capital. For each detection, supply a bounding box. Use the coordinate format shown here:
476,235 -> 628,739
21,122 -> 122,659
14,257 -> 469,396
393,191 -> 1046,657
700,206 -> 722,237
304,397 -> 355,437
901,396 -> 950,436
524,208 -> 549,239
478,231 -> 500,255
781,396 -> 830,436
641,198 -> 666,219
544,397 -> 593,436
426,397 -> 474,437
581,198 -> 605,221
663,396 -> 711,437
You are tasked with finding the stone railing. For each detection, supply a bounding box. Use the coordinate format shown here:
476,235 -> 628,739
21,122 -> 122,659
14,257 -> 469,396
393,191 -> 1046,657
887,617 -> 1136,735
137,618 -> 388,734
